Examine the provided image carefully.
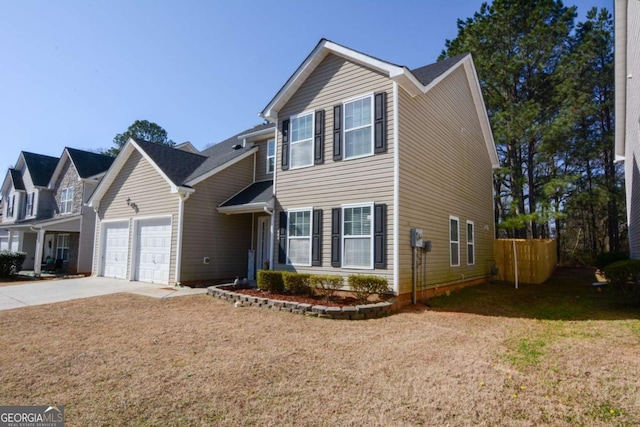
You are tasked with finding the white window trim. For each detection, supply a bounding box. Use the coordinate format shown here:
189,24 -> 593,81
466,220 -> 475,266
289,111 -> 315,170
56,233 -> 70,261
342,202 -> 374,269
286,207 -> 313,266
343,93 -> 374,161
7,194 -> 15,218
266,138 -> 275,174
60,187 -> 74,214
450,216 -> 460,267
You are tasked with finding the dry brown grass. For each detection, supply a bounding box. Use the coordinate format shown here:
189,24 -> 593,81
0,286 -> 639,426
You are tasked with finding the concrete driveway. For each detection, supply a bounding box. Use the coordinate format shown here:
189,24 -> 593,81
0,277 -> 208,311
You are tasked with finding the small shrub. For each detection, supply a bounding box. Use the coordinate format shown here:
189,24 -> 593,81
310,274 -> 344,301
603,260 -> 640,301
0,251 -> 26,279
257,270 -> 284,293
596,251 -> 629,272
283,272 -> 312,295
348,274 -> 390,304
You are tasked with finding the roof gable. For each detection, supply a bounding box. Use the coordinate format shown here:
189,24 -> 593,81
260,39 -> 498,168
48,148 -> 115,188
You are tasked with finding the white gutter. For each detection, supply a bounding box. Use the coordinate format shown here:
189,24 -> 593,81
270,122 -> 278,270
393,81 -> 400,296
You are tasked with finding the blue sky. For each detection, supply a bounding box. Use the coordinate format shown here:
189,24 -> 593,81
0,0 -> 613,169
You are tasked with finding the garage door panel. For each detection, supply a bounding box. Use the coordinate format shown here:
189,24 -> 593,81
102,223 -> 129,279
136,218 -> 171,285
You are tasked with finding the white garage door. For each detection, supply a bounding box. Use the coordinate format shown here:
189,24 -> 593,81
102,222 -> 129,279
135,218 -> 171,284
0,236 -> 8,251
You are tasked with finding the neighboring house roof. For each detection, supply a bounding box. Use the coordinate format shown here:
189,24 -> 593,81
9,169 -> 25,191
219,180 -> 273,207
88,125 -> 273,207
21,152 -> 59,187
66,148 -> 115,179
48,147 -> 116,188
260,38 -> 498,168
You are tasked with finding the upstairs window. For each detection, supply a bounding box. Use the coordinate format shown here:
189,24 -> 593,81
450,216 -> 460,267
26,193 -> 34,217
266,139 -> 275,174
344,95 -> 373,159
60,187 -> 74,214
7,195 -> 15,217
290,112 -> 314,169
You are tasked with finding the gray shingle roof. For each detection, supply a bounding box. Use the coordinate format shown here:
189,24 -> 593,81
219,180 -> 273,207
22,152 -> 59,187
132,139 -> 208,187
185,123 -> 275,183
411,53 -> 469,86
9,169 -> 25,191
66,147 -> 115,178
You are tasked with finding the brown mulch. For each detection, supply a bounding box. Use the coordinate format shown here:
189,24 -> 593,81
232,288 -> 359,307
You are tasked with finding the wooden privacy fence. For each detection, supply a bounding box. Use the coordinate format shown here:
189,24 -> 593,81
494,239 -> 557,285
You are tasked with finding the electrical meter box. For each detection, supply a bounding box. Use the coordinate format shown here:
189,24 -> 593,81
410,228 -> 423,248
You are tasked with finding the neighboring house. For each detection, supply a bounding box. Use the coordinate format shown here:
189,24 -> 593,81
615,0 -> 640,258
260,39 -> 499,303
87,124 -> 276,285
0,148 -> 113,274
0,207 -> 7,250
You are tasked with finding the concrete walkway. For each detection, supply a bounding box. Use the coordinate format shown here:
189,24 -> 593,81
0,277 -> 208,311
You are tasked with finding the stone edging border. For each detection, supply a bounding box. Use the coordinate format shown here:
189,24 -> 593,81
207,284 -> 396,320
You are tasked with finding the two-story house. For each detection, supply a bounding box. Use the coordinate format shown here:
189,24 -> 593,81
259,39 -> 499,303
1,151 -> 59,269
1,148 -> 114,274
87,124 -> 275,285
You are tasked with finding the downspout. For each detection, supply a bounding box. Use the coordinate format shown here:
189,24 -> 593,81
393,82 -> 400,295
175,192 -> 190,286
91,203 -> 100,276
269,123 -> 278,270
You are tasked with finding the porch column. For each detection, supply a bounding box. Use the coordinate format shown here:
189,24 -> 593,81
7,230 -> 13,251
33,229 -> 45,276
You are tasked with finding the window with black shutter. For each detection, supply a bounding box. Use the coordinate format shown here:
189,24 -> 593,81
333,105 -> 342,161
281,120 -> 290,170
331,208 -> 341,266
374,92 -> 387,153
314,110 -> 325,164
312,209 -> 322,266
374,203 -> 387,268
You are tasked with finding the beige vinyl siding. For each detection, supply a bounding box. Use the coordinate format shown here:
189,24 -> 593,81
625,0 -> 640,258
274,53 -> 395,284
180,156 -> 255,282
254,138 -> 275,182
94,150 -> 179,282
397,66 -> 495,295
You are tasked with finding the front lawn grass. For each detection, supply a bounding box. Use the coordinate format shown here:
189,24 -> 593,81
0,267 -> 638,426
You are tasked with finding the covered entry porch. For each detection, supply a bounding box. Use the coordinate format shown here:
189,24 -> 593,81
217,180 -> 274,281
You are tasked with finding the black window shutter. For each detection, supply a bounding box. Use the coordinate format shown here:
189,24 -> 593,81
281,119 -> 290,170
333,105 -> 342,161
331,208 -> 341,267
374,92 -> 387,154
314,110 -> 325,164
278,211 -> 287,264
312,209 -> 322,266
374,203 -> 387,269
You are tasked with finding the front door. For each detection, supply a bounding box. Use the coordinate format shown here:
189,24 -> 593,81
256,216 -> 271,272
43,234 -> 54,263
